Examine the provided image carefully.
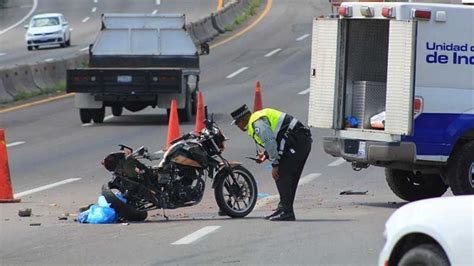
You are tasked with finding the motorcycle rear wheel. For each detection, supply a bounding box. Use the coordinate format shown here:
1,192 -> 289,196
101,184 -> 148,222
214,165 -> 257,218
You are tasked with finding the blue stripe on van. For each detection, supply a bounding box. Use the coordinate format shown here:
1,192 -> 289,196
402,113 -> 474,156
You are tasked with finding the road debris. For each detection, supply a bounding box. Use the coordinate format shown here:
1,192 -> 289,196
58,216 -> 68,221
18,208 -> 32,217
29,223 -> 41,226
339,190 -> 368,195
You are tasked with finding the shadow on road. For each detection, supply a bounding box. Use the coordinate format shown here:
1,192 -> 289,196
357,202 -> 407,209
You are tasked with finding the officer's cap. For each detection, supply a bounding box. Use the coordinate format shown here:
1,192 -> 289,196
230,104 -> 251,125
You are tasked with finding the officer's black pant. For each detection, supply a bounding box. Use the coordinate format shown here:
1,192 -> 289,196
275,129 -> 312,212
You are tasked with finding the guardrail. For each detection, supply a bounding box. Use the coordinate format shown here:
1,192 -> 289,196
0,0 -> 254,104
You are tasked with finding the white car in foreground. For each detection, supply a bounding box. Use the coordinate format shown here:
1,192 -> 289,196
25,13 -> 71,50
379,196 -> 474,266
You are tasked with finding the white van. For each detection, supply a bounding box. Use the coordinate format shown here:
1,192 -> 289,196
308,2 -> 474,201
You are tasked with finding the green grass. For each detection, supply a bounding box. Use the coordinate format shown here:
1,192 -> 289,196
225,0 -> 262,31
12,83 -> 66,102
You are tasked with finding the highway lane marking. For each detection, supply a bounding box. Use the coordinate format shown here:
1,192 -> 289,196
211,0 -> 272,49
92,7 -> 97,13
298,88 -> 310,95
152,9 -> 158,15
0,0 -> 38,35
328,158 -> 346,167
0,53 -> 6,56
156,0 -> 161,5
6,141 -> 26,148
0,93 -> 74,114
44,58 -> 54,62
172,226 -> 221,245
296,34 -> 310,41
80,47 -> 89,52
81,123 -> 93,127
82,17 -> 90,23
104,115 -> 113,121
94,0 -> 98,3
264,48 -> 282,57
14,178 -> 82,198
298,173 -> 321,186
226,67 -> 249,79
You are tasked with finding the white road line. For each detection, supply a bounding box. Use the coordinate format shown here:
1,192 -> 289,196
104,115 -> 114,121
172,226 -> 221,245
70,28 -> 74,31
264,48 -> 282,57
0,0 -> 38,35
156,0 -> 161,5
80,47 -> 89,52
298,173 -> 321,186
92,7 -> 97,12
226,67 -> 249,79
0,53 -> 6,57
82,17 -> 90,23
81,123 -> 93,127
298,88 -> 310,95
6,141 -> 26,148
152,9 -> 158,15
328,158 -> 346,167
44,58 -> 54,62
14,178 -> 81,198
296,34 -> 310,41
94,0 -> 98,3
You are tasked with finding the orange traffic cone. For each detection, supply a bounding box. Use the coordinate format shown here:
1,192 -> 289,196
253,81 -> 263,112
165,100 -> 181,150
194,91 -> 205,135
0,129 -> 20,203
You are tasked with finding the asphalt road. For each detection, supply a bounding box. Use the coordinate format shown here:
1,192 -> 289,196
0,0 -> 444,265
0,0 -> 219,67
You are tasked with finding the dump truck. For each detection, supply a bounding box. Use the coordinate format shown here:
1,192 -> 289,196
309,2 -> 474,201
67,13 -> 209,123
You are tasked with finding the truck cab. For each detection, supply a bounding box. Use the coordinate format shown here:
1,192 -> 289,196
309,2 -> 474,201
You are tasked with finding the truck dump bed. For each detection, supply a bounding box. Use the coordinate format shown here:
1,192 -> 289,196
90,13 -> 199,68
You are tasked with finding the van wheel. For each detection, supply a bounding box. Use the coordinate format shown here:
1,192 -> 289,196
27,46 -> 32,51
385,168 -> 448,202
447,141 -> 474,195
91,107 -> 105,123
178,90 -> 192,122
79,109 -> 92,124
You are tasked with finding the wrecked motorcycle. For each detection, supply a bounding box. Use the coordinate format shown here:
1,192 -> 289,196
101,115 -> 258,221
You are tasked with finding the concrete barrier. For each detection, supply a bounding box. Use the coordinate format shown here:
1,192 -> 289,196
0,65 -> 41,100
29,62 -> 56,90
0,75 -> 14,103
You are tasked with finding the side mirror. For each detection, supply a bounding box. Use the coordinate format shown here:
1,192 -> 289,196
63,21 -> 69,26
24,25 -> 29,29
200,42 -> 210,55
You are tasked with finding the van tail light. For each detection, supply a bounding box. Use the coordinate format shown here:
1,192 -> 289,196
412,9 -> 431,20
414,96 -> 423,119
338,6 -> 352,17
382,7 -> 395,18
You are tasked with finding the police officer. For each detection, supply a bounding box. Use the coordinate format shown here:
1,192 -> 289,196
231,105 -> 312,221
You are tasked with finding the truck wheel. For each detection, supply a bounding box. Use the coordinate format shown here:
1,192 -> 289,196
191,90 -> 198,115
178,90 -> 192,122
447,141 -> 474,195
27,46 -> 32,51
111,105 -> 123,117
79,109 -> 92,124
91,107 -> 105,123
385,168 -> 448,201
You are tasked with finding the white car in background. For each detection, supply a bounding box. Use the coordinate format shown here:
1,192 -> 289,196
25,13 -> 71,50
379,196 -> 474,266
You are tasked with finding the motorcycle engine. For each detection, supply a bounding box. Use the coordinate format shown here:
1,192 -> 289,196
167,168 -> 205,205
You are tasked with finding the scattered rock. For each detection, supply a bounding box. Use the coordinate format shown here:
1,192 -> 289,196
18,208 -> 32,217
58,216 -> 68,221
49,203 -> 58,207
4,218 -> 10,221
29,223 -> 41,226
63,213 -> 70,217
339,190 -> 368,195
388,201 -> 397,205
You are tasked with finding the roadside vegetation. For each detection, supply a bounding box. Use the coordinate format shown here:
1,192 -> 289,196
12,84 -> 66,102
225,0 -> 262,31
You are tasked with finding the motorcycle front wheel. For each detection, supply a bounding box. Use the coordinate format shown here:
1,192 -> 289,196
214,165 -> 258,218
